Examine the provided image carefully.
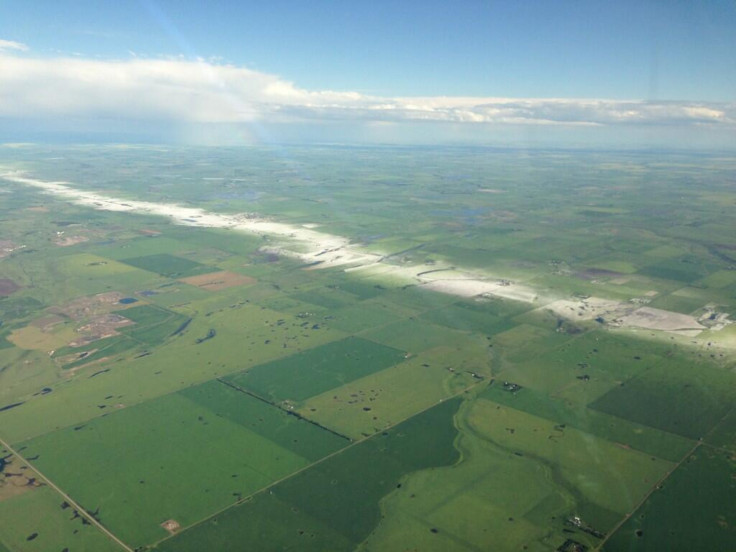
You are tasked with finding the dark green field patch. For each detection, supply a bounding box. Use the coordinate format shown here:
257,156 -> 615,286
0,296 -> 44,322
156,397 -> 461,551
480,385 -> 693,462
638,257 -> 716,284
119,253 -> 211,278
590,362 -> 736,440
226,337 -> 406,403
603,447 -> 736,552
421,301 -> 517,336
179,380 -> 350,461
155,492 -> 353,552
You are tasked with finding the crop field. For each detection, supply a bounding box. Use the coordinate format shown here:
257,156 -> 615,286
602,447 -> 736,551
14,392 -> 313,547
225,336 -> 407,404
0,487 -> 121,552
0,145 -> 734,552
155,397 -> 462,552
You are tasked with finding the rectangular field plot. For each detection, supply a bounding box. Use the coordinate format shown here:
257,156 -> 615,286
590,359 -> 736,440
225,337 -> 406,403
179,380 -> 350,460
155,397 -> 462,552
15,393 -> 310,548
0,487 -> 121,552
119,253 -> 212,278
603,447 -> 736,552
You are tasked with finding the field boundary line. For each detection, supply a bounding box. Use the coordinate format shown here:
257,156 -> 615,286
0,436 -> 134,552
150,378 -> 487,549
216,378 -> 353,442
593,441 -> 701,551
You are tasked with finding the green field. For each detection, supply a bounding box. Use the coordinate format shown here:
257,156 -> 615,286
179,379 -> 350,459
603,447 -> 736,551
120,253 -> 212,278
0,487 -> 122,552
155,397 -> 462,551
1,145 -> 735,552
15,392 -> 312,547
225,336 -> 407,403
590,360 -> 736,440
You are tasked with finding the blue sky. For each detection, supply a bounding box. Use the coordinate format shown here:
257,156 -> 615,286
1,1 -> 735,147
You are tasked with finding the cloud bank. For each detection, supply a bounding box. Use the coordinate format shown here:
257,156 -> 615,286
0,49 -> 733,129
0,39 -> 28,52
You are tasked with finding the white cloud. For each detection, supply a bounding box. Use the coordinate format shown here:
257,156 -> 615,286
0,50 -> 733,128
0,39 -> 28,52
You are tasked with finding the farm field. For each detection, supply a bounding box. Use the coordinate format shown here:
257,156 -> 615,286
0,145 -> 734,552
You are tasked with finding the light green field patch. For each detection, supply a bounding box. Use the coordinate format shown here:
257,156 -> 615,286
0,348 -> 58,405
0,304 -> 344,443
322,301 -> 402,334
490,323 -> 574,365
16,393 -> 309,548
299,346 -> 484,439
480,385 -> 693,462
467,399 -> 673,519
495,331 -> 662,401
361,319 -> 482,353
589,259 -> 638,274
60,253 -> 139,276
362,416 -> 573,552
700,269 -> 736,289
427,494 -> 548,550
643,244 -> 688,259
0,487 -> 121,552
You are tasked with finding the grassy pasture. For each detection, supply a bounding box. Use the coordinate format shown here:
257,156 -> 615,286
361,318 -> 484,353
179,379 -> 350,460
320,301 -> 402,333
466,399 -> 674,525
590,359 -> 736,440
89,236 -> 190,260
480,385 -> 693,462
119,253 -> 211,278
156,397 -> 462,551
16,392 -> 310,547
117,304 -> 190,345
0,487 -> 121,552
706,407 -> 736,452
299,345 -> 486,439
56,335 -> 139,370
0,303 -> 344,443
420,300 -> 518,336
360,427 -> 563,552
226,336 -> 406,404
603,447 -> 736,551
